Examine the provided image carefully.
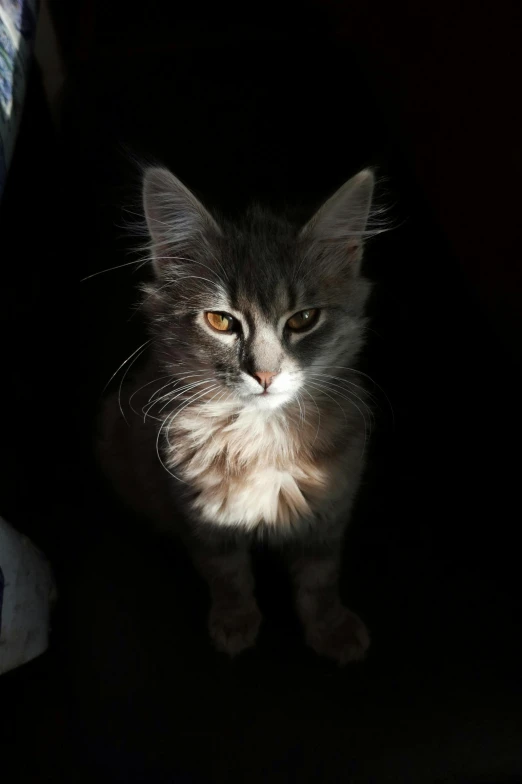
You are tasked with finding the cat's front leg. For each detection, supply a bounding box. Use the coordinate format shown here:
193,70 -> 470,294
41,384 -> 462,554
288,543 -> 370,665
191,543 -> 262,657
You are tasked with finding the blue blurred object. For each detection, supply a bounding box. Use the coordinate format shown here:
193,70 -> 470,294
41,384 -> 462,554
0,0 -> 38,199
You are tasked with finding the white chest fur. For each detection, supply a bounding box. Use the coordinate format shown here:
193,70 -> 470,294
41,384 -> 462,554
166,401 -> 327,530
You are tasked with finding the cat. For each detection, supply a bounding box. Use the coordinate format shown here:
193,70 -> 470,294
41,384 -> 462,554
98,165 -> 376,664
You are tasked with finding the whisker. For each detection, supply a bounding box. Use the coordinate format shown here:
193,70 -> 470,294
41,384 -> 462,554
143,379 -> 211,421
156,379 -> 213,414
306,381 -> 348,425
146,371 -> 207,405
311,364 -> 394,427
306,374 -> 375,423
128,374 -> 179,415
156,383 -> 220,482
295,391 -> 305,431
300,386 -> 321,446
306,380 -> 368,458
190,386 -> 229,447
103,340 -> 151,396
311,379 -> 373,443
102,340 -> 151,425
307,372 -> 379,408
80,258 -> 149,281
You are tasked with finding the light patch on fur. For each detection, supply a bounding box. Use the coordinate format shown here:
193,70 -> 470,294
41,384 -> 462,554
166,400 -> 328,530
247,317 -> 283,374
237,368 -> 303,410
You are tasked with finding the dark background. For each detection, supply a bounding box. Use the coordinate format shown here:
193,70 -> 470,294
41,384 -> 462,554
1,2 -> 521,782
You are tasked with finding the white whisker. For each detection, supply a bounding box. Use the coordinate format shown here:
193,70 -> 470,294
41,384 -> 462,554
102,340 -> 151,425
103,340 -> 151,396
306,374 -> 375,424
306,381 -> 348,425
311,364 -> 394,426
128,374 -> 175,415
300,386 -> 321,446
156,383 -> 220,482
146,371 -> 207,405
80,258 -> 148,281
306,380 -> 368,458
143,379 -> 211,421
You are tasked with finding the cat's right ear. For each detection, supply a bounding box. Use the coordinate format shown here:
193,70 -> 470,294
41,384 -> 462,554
142,167 -> 221,275
299,169 -> 375,275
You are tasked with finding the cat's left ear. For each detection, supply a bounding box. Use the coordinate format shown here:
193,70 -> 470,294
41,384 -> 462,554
300,169 -> 374,272
142,166 -> 221,275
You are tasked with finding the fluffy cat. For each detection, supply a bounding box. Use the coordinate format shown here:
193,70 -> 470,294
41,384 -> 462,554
98,166 -> 376,664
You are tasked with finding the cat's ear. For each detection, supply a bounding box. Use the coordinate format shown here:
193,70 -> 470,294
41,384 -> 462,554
300,169 -> 374,272
142,167 -> 220,274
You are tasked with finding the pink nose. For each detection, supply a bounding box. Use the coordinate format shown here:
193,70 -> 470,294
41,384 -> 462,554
253,371 -> 278,389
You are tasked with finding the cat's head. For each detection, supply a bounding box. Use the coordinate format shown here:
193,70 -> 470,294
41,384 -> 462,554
141,167 -> 375,412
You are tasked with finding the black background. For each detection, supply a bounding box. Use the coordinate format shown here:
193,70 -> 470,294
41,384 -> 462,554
1,3 -> 521,782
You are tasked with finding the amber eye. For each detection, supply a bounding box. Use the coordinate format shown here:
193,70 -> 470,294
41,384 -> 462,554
205,311 -> 235,332
286,308 -> 319,331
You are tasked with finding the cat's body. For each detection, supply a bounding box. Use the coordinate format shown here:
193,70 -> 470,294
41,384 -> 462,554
98,167 -> 376,663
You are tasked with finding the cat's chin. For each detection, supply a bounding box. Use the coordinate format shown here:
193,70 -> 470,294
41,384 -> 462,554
245,391 -> 290,412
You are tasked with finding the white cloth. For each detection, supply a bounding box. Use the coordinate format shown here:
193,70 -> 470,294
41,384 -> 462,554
0,516 -> 56,675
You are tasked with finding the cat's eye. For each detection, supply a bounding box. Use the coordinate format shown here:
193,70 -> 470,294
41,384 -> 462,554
205,311 -> 236,332
286,308 -> 319,332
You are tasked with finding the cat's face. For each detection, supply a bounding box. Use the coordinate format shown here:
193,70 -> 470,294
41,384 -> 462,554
142,168 -> 374,412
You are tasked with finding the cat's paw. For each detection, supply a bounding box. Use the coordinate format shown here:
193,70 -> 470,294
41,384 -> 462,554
208,603 -> 262,657
305,607 -> 370,665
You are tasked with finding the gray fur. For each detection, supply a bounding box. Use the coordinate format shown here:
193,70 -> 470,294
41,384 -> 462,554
98,166 -> 376,663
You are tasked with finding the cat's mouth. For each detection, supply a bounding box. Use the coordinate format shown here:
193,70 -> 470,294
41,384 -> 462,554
235,371 -> 299,409
248,388 -> 290,410
256,387 -> 282,398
